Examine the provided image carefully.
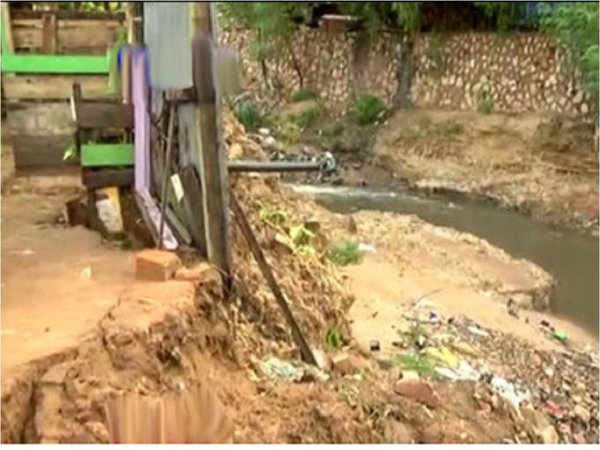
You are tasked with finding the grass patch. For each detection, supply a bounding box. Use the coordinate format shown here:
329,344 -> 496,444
291,88 -> 318,103
234,100 -> 265,131
325,327 -> 343,349
329,241 -> 362,266
275,119 -> 303,144
354,94 -> 386,125
477,89 -> 494,115
321,122 -> 345,138
292,105 -> 321,129
393,354 -> 436,377
259,206 -> 288,225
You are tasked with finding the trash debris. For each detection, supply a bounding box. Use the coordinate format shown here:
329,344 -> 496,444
258,356 -> 329,383
489,376 -> 530,413
357,243 -> 376,253
435,361 -> 480,382
424,346 -> 459,369
369,340 -> 381,352
80,266 -> 93,279
258,128 -> 271,136
467,325 -> 489,338
552,330 -> 568,345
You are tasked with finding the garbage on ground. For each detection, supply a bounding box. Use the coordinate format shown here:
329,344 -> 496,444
489,376 -> 530,414
357,243 -> 376,253
552,330 -> 568,345
435,361 -> 480,382
258,356 -> 329,383
370,340 -> 381,352
467,325 -> 489,338
424,346 -> 459,369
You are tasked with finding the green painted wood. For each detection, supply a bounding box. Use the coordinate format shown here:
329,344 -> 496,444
81,143 -> 134,167
1,54 -> 109,74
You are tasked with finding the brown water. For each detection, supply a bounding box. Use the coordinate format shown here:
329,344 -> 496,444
292,185 -> 599,335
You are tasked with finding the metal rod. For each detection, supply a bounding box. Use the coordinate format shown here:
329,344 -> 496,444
227,160 -> 323,173
230,192 -> 318,366
157,102 -> 176,249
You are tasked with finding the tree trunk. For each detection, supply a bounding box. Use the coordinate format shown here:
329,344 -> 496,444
394,34 -> 415,109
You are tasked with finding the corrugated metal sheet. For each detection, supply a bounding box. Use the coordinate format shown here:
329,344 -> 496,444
144,2 -> 193,90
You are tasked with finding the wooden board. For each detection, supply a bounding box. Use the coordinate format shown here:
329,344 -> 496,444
1,53 -> 109,74
11,133 -> 76,171
81,143 -> 134,167
75,102 -> 133,129
82,168 -> 134,188
11,18 -> 122,55
2,75 -> 109,100
6,103 -> 74,135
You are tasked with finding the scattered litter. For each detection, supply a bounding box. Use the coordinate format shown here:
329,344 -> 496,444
424,346 -> 459,369
80,266 -> 93,279
489,376 -> 530,413
369,340 -> 381,352
553,330 -> 568,344
357,243 -> 376,253
436,361 -> 480,381
467,325 -> 489,338
258,356 -> 329,383
11,248 -> 35,256
258,128 -> 271,136
428,311 -> 440,323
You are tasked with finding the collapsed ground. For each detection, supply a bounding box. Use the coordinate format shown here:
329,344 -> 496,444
256,102 -> 598,235
1,116 -> 598,444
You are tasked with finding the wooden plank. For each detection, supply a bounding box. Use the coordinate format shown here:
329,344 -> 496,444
11,17 -> 122,54
82,168 -> 134,188
11,10 -> 126,21
6,103 -> 74,135
179,165 -> 207,255
1,54 -> 109,75
2,75 -> 109,100
1,3 -> 15,54
75,102 -> 133,129
11,133 -> 75,171
191,3 -> 231,279
81,143 -> 134,167
40,13 -> 57,54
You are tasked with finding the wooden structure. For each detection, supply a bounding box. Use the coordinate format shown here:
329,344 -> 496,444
1,3 -> 124,174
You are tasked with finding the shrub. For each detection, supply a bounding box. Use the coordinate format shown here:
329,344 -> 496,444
291,89 -> 318,103
476,89 -> 494,115
328,241 -> 361,266
292,105 -> 321,129
354,94 -> 386,125
233,100 -> 264,131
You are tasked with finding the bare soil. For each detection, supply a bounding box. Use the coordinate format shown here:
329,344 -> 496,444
373,110 -> 599,234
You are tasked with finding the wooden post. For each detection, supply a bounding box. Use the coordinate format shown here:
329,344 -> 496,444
1,2 -> 15,54
190,2 -> 231,281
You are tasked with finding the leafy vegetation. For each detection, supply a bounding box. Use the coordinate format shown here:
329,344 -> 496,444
328,241 -> 362,266
291,89 -> 318,103
476,88 -> 494,114
233,100 -> 265,131
474,2 -> 528,33
540,2 -> 599,104
325,327 -> 343,349
393,354 -> 436,377
353,94 -> 386,125
292,104 -> 322,129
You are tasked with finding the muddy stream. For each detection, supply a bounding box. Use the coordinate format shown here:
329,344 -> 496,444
291,184 -> 599,335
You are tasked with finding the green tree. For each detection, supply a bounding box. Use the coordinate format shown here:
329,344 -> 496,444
540,2 -> 599,103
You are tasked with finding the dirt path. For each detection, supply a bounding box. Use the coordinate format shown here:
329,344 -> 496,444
373,110 -> 598,234
1,189 -> 132,378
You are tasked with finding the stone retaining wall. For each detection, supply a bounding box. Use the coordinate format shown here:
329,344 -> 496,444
220,27 -> 591,118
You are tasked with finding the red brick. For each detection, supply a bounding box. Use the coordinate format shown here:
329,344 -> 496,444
135,249 -> 182,281
393,379 -> 441,409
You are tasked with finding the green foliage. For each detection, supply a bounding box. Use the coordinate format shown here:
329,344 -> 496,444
275,119 -> 303,144
427,32 -> 446,71
325,327 -> 343,349
329,241 -> 361,266
292,105 -> 322,129
354,94 -> 386,125
474,2 -> 526,33
477,88 -> 494,114
540,2 -> 599,103
62,143 -> 77,162
393,354 -> 436,377
259,206 -> 288,225
321,122 -> 345,138
291,89 -> 318,103
288,224 -> 314,246
233,100 -> 265,131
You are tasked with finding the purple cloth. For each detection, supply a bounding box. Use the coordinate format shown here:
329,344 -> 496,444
130,48 -> 178,250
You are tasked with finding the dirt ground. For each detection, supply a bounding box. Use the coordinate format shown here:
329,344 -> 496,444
373,110 -> 599,234
1,186 -> 133,378
1,116 -> 597,444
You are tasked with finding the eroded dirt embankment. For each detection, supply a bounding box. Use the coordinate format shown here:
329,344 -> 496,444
372,110 -> 599,234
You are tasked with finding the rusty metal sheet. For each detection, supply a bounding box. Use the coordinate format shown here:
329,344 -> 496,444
143,2 -> 192,90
